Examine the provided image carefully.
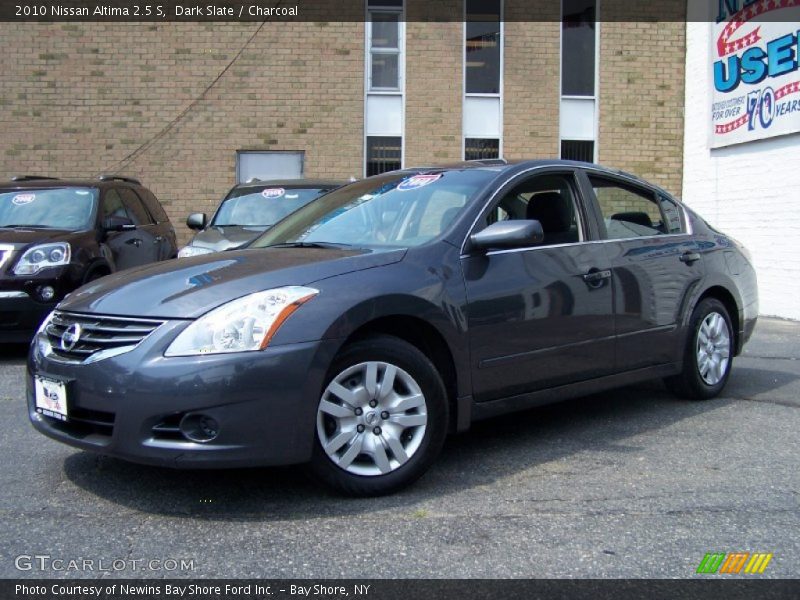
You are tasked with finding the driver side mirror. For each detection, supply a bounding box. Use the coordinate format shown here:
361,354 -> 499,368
186,213 -> 207,231
469,220 -> 544,252
102,215 -> 136,232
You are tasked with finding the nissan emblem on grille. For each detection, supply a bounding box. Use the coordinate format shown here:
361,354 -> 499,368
60,323 -> 82,352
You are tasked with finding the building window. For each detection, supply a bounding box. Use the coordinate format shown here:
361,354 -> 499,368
560,140 -> 594,162
561,0 -> 596,97
368,1 -> 403,90
465,138 -> 500,160
465,0 -> 502,94
236,151 -> 303,184
366,137 -> 402,176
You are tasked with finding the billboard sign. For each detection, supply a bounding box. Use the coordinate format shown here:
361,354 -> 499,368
711,1 -> 800,148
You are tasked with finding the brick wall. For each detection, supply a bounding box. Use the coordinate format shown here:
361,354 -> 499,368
0,22 -> 364,244
0,15 -> 686,245
597,5 -> 686,197
503,6 -> 560,160
405,1 -> 463,166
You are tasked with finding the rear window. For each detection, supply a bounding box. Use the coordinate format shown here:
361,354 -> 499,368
0,187 -> 97,230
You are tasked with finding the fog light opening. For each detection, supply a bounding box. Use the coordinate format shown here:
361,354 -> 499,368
37,285 -> 56,302
179,414 -> 219,443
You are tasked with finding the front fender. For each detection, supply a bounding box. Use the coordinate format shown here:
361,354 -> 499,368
268,249 -> 471,398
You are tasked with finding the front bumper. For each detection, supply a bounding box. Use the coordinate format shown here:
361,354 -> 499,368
27,320 -> 341,468
0,291 -> 55,342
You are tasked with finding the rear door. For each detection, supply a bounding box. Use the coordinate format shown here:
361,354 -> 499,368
461,169 -> 616,402
136,187 -> 177,259
577,170 -> 705,370
100,188 -> 145,271
118,188 -> 159,265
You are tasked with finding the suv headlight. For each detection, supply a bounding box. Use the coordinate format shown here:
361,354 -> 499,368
164,286 -> 319,356
178,245 -> 214,258
14,243 -> 71,275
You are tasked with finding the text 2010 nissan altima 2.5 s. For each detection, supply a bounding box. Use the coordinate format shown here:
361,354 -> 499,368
27,160 -> 758,495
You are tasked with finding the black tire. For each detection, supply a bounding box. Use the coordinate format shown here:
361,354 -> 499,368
665,297 -> 734,400
308,335 -> 449,496
83,268 -> 109,284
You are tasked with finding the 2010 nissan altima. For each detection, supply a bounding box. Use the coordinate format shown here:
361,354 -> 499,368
27,160 -> 758,495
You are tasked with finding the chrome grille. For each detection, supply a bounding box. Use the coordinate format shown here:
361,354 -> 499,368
44,311 -> 164,362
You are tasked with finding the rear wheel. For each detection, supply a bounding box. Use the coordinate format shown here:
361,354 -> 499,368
309,335 -> 448,496
665,298 -> 734,400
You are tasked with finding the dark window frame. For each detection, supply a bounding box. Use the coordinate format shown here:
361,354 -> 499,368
560,140 -> 595,162
366,136 -> 402,177
561,0 -> 597,97
465,0 -> 503,95
465,138 -> 500,161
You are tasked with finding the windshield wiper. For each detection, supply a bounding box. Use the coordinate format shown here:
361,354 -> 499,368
265,241 -> 353,249
0,224 -> 53,229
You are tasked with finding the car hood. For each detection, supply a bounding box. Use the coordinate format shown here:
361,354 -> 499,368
59,246 -> 407,319
190,226 -> 266,252
0,227 -> 81,248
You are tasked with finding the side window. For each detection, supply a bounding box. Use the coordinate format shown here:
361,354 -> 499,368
119,188 -> 154,226
101,189 -> 129,220
589,176 -> 665,239
138,188 -> 169,223
484,173 -> 583,246
658,194 -> 685,234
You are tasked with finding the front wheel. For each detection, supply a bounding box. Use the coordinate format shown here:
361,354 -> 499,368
665,297 -> 734,400
309,335 -> 448,496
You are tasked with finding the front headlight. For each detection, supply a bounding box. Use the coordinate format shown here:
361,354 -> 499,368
178,245 -> 214,258
164,286 -> 319,356
14,243 -> 71,275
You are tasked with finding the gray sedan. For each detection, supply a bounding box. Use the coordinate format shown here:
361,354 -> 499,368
178,179 -> 343,257
27,160 -> 758,496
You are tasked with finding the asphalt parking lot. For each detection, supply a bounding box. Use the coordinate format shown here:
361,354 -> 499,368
0,318 -> 798,579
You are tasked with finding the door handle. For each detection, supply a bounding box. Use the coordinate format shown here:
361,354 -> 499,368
582,269 -> 612,283
125,238 -> 142,247
679,252 -> 701,264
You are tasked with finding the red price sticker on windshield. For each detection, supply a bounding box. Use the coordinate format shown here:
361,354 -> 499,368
397,174 -> 442,191
12,193 -> 36,205
261,188 -> 285,199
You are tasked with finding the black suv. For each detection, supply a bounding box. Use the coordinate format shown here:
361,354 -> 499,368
0,175 -> 177,341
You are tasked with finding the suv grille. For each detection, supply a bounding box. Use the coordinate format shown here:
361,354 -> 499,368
44,311 -> 164,362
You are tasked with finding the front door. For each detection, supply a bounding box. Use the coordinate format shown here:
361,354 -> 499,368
461,171 -> 616,402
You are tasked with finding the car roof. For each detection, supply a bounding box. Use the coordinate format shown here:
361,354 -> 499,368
0,175 -> 145,190
234,178 -> 345,190
400,159 -> 672,196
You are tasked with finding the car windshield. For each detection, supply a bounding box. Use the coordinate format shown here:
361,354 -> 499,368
211,187 -> 332,227
251,170 -> 495,249
0,187 -> 97,230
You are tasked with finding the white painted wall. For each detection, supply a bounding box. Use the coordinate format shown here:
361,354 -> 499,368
683,21 -> 800,321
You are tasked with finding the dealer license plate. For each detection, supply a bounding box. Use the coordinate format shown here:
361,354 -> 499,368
34,376 -> 68,420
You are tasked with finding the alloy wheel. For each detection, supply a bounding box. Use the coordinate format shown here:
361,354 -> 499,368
317,361 -> 428,477
695,311 -> 731,386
